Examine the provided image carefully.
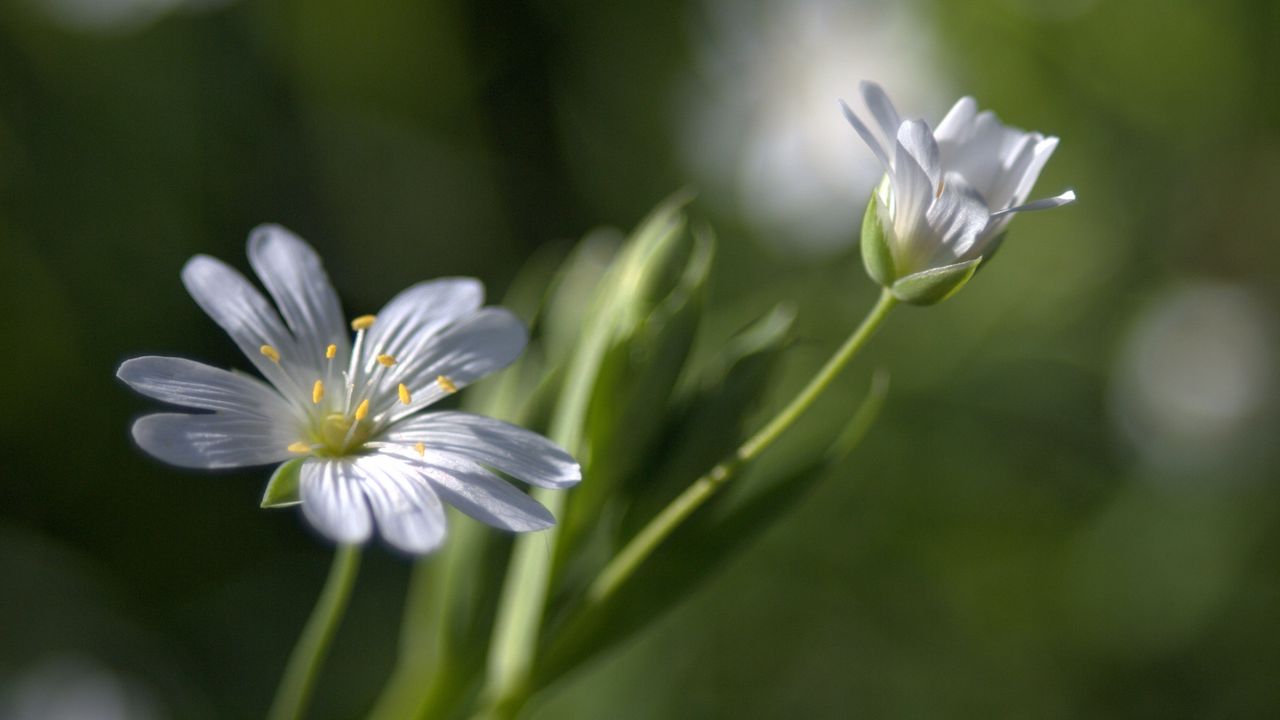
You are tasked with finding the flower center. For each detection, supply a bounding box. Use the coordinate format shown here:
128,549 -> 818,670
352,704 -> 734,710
314,412 -> 371,455
277,313 -> 460,459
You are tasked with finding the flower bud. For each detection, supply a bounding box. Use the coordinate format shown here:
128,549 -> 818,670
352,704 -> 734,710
843,82 -> 1075,304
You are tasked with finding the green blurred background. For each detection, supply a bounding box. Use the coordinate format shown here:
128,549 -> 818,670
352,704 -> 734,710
2,0 -> 1278,717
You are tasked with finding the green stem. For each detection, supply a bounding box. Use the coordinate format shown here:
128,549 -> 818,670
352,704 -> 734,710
588,288 -> 897,603
268,544 -> 362,720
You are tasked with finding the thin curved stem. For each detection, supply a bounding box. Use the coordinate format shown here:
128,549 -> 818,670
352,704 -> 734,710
588,289 -> 897,603
268,544 -> 362,720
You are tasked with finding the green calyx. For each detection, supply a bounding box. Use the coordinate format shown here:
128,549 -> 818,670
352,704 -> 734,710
889,258 -> 982,305
262,458 -> 304,508
859,186 -> 984,306
860,192 -> 896,287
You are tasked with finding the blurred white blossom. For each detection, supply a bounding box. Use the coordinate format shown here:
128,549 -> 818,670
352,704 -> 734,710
678,0 -> 945,255
30,0 -> 237,33
1,656 -> 164,720
1111,281 -> 1275,475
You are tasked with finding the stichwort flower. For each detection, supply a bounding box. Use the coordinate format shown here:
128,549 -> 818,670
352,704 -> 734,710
841,81 -> 1076,304
118,226 -> 581,553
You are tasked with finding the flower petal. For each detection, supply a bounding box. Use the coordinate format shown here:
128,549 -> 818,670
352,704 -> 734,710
300,457 -> 373,544
362,277 -> 484,371
356,454 -> 447,554
934,95 -> 978,144
131,412 -> 295,469
887,128 -> 936,258
378,308 -> 528,421
247,225 -> 350,370
937,110 -> 1033,202
926,172 -> 992,260
117,356 -> 294,420
840,100 -> 891,171
1007,136 -> 1060,209
860,81 -> 903,158
384,411 -> 581,489
180,255 -> 305,401
988,188 -> 1076,219
403,451 -> 555,532
895,119 -> 941,190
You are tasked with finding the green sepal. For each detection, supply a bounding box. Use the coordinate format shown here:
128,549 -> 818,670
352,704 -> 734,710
261,458 -> 304,508
890,257 -> 981,305
860,191 -> 896,286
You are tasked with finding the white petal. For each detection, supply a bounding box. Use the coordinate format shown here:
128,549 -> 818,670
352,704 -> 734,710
385,411 -> 581,489
132,412 -> 294,469
1008,136 -> 1060,209
895,119 -> 941,189
362,277 -> 484,371
934,96 -> 978,143
247,225 -> 350,370
936,110 -> 1010,198
926,173 -> 992,260
356,454 -> 447,554
840,99 -> 891,171
887,130 -> 936,256
117,356 -> 293,420
180,255 -> 305,401
859,81 -> 903,158
300,457 -> 373,544
988,188 -> 1076,218
378,308 -> 527,421
408,451 -> 555,532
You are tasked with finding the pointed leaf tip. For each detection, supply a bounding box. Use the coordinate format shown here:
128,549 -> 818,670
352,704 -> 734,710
261,458 -> 304,508
890,258 -> 981,305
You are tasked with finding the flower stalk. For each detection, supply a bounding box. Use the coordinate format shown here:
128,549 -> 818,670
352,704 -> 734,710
589,288 -> 897,604
268,544 -> 362,720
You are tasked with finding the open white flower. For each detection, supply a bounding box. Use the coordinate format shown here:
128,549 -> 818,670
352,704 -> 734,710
841,81 -> 1076,303
118,225 -> 580,554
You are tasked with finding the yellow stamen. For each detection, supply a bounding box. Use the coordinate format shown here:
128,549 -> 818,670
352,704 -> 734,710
435,375 -> 458,393
351,314 -> 376,331
287,441 -> 311,454
259,345 -> 281,363
377,354 -> 398,367
354,399 -> 370,421
325,344 -> 337,359
398,383 -> 412,405
415,441 -> 426,457
312,380 -> 324,404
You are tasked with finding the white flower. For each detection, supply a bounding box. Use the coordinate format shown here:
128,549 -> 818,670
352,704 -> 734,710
841,81 -> 1076,292
118,225 -> 581,554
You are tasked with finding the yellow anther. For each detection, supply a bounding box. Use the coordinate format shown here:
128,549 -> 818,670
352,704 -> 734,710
325,344 -> 337,359
287,441 -> 311,454
376,354 -> 398,367
312,380 -> 324,404
354,399 -> 370,421
435,375 -> 458,393
351,315 -> 376,331
415,441 -> 426,457
398,383 -> 412,405
260,345 -> 281,363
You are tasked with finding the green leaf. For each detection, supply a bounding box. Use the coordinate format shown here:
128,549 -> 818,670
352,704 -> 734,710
617,303 -> 797,540
890,257 -> 981,305
535,372 -> 890,689
554,221 -> 714,573
260,458 -> 303,508
860,189 -> 895,286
